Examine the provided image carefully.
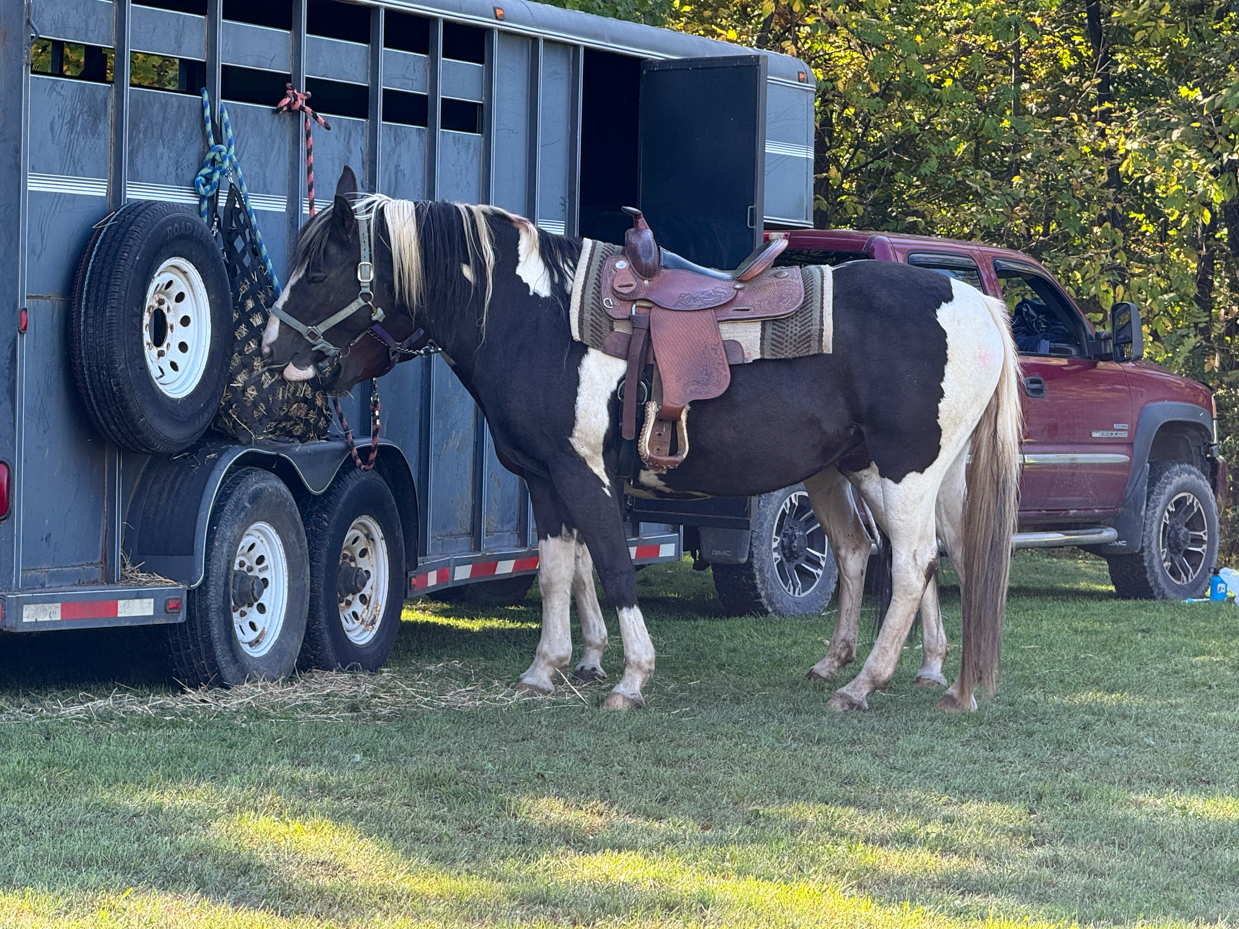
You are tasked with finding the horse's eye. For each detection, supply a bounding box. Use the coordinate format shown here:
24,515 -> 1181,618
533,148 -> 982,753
305,268 -> 328,285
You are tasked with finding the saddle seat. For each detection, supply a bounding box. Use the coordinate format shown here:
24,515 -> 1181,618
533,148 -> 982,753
606,209 -> 805,473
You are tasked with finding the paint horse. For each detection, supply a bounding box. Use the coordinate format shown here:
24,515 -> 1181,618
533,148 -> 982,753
264,167 -> 1022,711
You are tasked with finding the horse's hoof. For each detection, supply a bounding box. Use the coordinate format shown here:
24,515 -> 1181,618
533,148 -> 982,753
601,691 -> 644,711
914,672 -> 948,689
828,690 -> 868,712
936,692 -> 978,712
573,664 -> 607,683
807,666 -> 835,682
515,678 -> 554,696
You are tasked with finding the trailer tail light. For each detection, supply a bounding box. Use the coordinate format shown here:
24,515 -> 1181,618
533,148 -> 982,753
0,462 -> 9,519
165,597 -> 183,613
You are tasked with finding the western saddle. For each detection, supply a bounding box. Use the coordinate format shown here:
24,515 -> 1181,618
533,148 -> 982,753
604,208 -> 804,472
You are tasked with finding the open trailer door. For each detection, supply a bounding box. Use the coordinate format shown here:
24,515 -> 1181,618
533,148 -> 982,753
637,54 -> 768,270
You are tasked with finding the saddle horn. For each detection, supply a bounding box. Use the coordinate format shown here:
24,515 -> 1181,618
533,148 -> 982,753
621,207 -> 660,280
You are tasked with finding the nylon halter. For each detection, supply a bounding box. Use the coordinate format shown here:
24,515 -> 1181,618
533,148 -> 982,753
269,200 -> 386,357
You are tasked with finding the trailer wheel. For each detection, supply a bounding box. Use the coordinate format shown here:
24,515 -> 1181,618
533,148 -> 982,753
298,469 -> 406,672
428,575 -> 535,607
168,469 -> 309,686
712,484 -> 838,616
71,202 -> 231,455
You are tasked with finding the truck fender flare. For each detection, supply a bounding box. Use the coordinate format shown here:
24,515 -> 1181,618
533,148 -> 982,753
1099,401 -> 1214,555
124,437 -> 419,587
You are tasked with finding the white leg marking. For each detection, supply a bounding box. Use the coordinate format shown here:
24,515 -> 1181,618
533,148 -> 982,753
572,541 -> 608,681
519,531 -> 576,694
570,349 -> 625,494
605,604 -> 654,708
514,220 -> 551,297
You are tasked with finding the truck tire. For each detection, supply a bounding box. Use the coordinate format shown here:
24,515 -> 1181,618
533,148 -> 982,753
1107,461 -> 1218,600
168,469 -> 309,686
429,575 -> 535,607
712,484 -> 838,616
71,202 -> 231,455
298,469 -> 406,672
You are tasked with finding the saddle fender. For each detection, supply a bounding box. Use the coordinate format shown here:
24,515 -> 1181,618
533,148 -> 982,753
124,437 -> 419,587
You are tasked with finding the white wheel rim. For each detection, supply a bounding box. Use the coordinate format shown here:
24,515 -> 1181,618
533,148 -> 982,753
338,515 -> 390,647
143,257 -> 212,399
232,521 -> 289,658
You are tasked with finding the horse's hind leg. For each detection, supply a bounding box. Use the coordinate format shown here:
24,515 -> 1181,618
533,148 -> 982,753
802,468 -> 871,681
517,478 -> 578,695
571,539 -> 609,682
831,468 -> 940,711
913,447 -> 967,689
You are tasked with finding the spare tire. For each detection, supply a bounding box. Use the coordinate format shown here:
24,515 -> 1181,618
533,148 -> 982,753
71,202 -> 232,455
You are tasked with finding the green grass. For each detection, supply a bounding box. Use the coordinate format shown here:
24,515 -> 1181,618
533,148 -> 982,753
2,552 -> 1239,928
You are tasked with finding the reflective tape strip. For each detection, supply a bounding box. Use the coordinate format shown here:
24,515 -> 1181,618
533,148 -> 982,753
22,598 -> 155,623
629,543 -> 677,561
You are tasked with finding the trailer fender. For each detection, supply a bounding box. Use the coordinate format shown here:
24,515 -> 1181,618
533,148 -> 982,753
124,437 -> 418,587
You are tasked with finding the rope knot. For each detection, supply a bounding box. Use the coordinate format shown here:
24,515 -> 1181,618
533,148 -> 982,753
275,82 -> 331,130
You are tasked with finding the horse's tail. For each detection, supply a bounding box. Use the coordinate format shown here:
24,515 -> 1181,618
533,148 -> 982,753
957,295 -> 1023,704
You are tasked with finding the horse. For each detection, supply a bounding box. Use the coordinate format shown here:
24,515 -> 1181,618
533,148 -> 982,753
263,166 -> 1022,712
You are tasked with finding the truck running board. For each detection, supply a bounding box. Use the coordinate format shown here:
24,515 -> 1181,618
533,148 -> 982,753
1012,528 -> 1119,550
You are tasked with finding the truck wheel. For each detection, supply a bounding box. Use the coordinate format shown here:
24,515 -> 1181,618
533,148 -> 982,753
429,575 -> 535,607
712,484 -> 838,616
1107,462 -> 1218,600
168,469 -> 309,686
71,202 -> 231,455
298,469 -> 406,671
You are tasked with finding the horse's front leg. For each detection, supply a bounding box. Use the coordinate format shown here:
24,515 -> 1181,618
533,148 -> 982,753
517,479 -> 577,695
549,464 -> 652,710
571,539 -> 609,682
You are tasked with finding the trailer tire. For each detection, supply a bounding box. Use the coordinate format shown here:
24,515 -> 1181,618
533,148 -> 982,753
71,202 -> 231,455
712,485 -> 838,616
298,469 -> 406,672
428,575 -> 535,607
168,469 -> 309,686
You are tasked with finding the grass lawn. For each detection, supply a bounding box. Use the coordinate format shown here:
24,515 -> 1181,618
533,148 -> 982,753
1,551 -> 1238,928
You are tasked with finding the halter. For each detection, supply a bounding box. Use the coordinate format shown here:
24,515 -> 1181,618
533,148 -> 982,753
270,200 -> 431,367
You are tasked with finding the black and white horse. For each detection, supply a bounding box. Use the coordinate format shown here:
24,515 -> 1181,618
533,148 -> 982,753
263,167 -> 1022,712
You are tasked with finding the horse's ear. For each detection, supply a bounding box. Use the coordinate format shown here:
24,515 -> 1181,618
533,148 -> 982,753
335,165 -> 358,199
331,166 -> 358,242
331,195 -> 356,242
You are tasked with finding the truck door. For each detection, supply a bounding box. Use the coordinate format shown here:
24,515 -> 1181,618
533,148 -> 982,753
994,260 -> 1134,514
637,55 -> 767,269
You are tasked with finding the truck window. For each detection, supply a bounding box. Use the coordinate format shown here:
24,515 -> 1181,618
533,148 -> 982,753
994,262 -> 1083,356
907,252 -> 983,289
775,248 -> 870,267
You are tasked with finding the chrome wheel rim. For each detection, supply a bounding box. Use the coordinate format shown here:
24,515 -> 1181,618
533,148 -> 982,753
232,521 -> 289,658
771,491 -> 831,598
338,515 -> 389,647
143,257 -> 212,399
1160,491 -> 1208,586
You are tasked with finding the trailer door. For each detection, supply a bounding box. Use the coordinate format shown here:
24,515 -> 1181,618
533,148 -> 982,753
637,55 -> 768,270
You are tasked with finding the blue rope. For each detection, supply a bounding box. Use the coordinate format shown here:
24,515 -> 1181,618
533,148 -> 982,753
196,89 -> 281,293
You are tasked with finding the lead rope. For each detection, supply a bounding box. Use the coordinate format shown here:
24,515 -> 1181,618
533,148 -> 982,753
195,90 -> 280,292
274,84 -> 332,217
332,381 -> 381,471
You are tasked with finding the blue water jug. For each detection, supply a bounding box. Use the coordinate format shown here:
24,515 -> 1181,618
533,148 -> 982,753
1210,573 -> 1227,601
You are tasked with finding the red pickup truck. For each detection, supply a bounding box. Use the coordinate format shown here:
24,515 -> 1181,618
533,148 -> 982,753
768,229 -> 1225,601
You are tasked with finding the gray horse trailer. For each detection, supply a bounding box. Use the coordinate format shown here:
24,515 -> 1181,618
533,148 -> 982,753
0,0 -> 818,682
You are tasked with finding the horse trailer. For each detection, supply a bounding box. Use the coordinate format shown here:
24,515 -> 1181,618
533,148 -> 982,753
0,0 -> 819,683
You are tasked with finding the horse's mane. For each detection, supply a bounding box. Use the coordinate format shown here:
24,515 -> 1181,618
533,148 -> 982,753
290,195 -> 580,337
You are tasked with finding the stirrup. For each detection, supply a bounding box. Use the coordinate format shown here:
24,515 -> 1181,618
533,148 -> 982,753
638,402 -> 689,473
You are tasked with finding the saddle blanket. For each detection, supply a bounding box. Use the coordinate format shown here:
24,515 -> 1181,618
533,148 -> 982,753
569,239 -> 834,361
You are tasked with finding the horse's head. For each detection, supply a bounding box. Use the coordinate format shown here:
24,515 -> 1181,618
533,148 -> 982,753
262,166 -> 415,393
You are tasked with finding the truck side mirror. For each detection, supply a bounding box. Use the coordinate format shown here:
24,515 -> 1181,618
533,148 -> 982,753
1111,301 -> 1144,362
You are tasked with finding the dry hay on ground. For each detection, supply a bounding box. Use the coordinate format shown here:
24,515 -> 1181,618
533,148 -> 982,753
0,662 -> 590,724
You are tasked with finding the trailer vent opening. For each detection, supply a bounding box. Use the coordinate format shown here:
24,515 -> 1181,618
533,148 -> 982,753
30,40 -> 113,84
222,66 -> 294,107
383,90 -> 429,127
222,0 -> 291,30
385,11 -> 431,54
308,0 -> 371,43
304,78 -> 370,120
134,0 -> 207,14
441,98 -> 481,134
